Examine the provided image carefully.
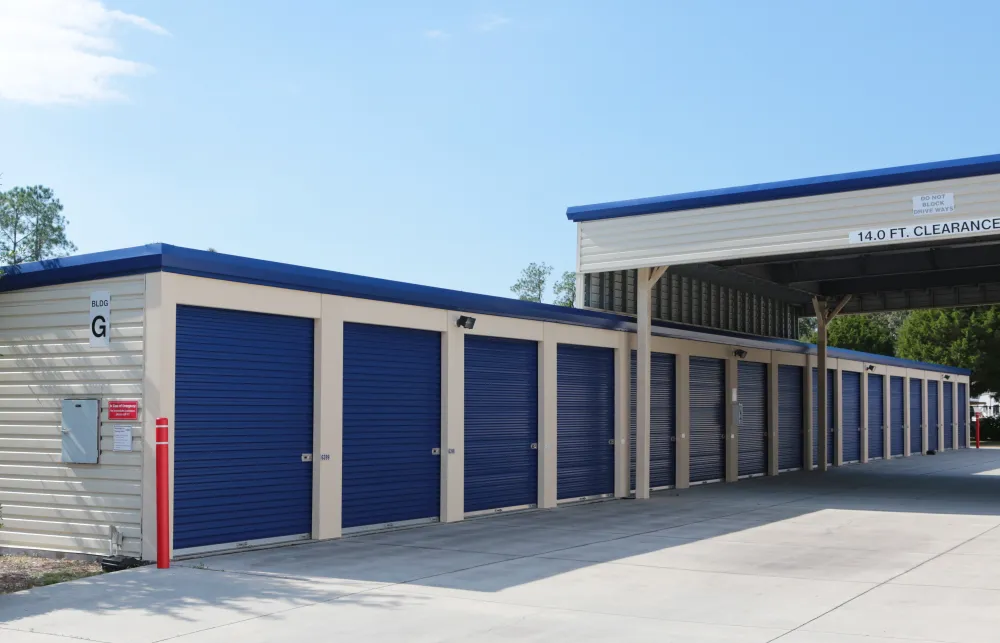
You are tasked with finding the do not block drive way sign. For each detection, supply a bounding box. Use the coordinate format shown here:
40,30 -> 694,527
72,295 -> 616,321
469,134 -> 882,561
90,291 -> 110,348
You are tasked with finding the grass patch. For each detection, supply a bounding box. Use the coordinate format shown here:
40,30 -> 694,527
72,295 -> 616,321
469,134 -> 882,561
0,554 -> 102,594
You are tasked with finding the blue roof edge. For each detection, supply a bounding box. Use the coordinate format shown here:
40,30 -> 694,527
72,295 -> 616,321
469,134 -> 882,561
0,244 -> 165,290
566,153 -> 1000,222
0,244 -> 970,376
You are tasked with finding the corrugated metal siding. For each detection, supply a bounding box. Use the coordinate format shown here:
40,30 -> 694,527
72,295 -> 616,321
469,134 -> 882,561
583,271 -> 802,339
464,336 -> 538,513
174,306 -> 314,550
909,379 -> 924,454
689,357 -> 725,483
959,383 -> 968,448
629,351 -> 676,490
557,345 -> 615,500
811,368 -> 835,466
842,372 -> 862,462
737,361 -> 767,476
579,173 -> 1000,272
867,374 -> 885,459
943,382 -> 954,449
928,381 -> 940,451
0,276 -> 144,557
778,365 -> 803,470
890,376 -> 905,456
343,324 -> 441,529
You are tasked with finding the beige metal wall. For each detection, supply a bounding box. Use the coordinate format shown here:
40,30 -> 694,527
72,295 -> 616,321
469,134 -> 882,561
0,276 -> 145,557
578,173 -> 1000,272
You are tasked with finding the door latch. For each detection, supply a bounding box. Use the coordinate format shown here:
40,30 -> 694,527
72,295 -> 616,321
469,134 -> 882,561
431,448 -> 441,455
607,439 -> 615,445
530,443 -> 538,450
301,453 -> 313,462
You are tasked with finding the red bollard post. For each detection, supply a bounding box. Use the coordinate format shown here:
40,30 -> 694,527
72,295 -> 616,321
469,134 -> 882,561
156,417 -> 170,569
976,412 -> 981,450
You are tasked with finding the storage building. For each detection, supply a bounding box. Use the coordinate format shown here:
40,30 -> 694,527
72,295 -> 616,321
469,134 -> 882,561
0,244 -> 969,561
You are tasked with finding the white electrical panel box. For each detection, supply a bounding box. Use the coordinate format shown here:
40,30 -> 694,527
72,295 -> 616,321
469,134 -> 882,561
61,399 -> 100,464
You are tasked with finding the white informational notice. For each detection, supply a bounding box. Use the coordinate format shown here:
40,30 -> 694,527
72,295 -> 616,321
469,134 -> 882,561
113,425 -> 133,452
912,192 -> 955,216
849,216 -> 1000,245
89,291 -> 111,348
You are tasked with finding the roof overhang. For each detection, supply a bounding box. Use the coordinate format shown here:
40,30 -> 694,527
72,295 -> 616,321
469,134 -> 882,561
568,153 -> 1000,314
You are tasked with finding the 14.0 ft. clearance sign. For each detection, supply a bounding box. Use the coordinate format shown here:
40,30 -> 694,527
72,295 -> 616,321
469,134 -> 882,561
850,217 -> 1000,245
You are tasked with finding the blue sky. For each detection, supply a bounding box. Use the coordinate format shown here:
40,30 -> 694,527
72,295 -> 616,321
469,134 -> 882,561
2,1 -> 999,300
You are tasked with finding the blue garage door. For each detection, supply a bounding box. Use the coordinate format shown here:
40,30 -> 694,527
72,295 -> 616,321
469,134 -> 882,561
842,371 -> 862,462
959,383 -> 968,448
343,323 -> 441,529
690,357 -> 726,483
943,382 -> 954,450
174,306 -> 314,551
890,376 -> 905,457
465,336 -> 538,513
630,351 -> 676,491
738,361 -> 768,477
910,379 -> 923,454
778,365 -> 803,471
928,381 -> 939,451
868,374 -> 885,460
557,345 -> 615,500
812,368 -> 835,466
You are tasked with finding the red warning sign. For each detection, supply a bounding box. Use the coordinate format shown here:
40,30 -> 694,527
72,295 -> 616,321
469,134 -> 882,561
108,400 -> 139,420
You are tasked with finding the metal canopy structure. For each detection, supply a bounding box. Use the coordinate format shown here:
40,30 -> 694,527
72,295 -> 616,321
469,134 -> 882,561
567,153 -> 1000,497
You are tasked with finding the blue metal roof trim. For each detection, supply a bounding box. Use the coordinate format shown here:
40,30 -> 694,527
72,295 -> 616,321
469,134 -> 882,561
566,153 -> 1000,222
156,245 -> 631,329
0,244 -> 164,292
0,244 -> 970,376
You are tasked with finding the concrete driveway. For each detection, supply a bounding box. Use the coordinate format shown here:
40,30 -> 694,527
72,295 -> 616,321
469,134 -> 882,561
4,449 -> 1000,643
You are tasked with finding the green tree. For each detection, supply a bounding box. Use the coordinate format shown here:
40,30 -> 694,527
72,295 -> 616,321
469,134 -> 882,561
798,317 -> 818,342
552,271 -> 576,307
800,312 -> 905,357
511,262 -> 553,302
897,306 -> 1000,396
825,314 -> 896,356
0,186 -> 76,265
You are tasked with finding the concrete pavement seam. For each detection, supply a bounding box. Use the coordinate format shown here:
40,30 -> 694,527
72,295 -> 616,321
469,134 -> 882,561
762,522 -> 1000,642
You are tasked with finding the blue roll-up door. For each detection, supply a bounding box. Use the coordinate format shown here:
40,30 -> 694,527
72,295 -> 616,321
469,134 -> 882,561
737,361 -> 767,477
690,357 -> 726,483
630,351 -> 676,491
343,323 -> 441,529
811,368 -> 835,466
778,365 -> 803,471
557,344 -> 615,500
465,336 -> 538,513
959,383 -> 968,448
943,382 -> 954,450
867,374 -> 885,460
928,381 -> 939,451
890,376 -> 905,456
909,379 -> 923,455
174,306 -> 314,551
842,371 -> 862,462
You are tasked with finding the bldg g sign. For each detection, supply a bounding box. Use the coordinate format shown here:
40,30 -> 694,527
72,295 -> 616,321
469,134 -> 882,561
90,291 -> 110,348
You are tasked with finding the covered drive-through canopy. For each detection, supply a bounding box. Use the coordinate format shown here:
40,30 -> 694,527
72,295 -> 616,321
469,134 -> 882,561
567,153 -> 1000,496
